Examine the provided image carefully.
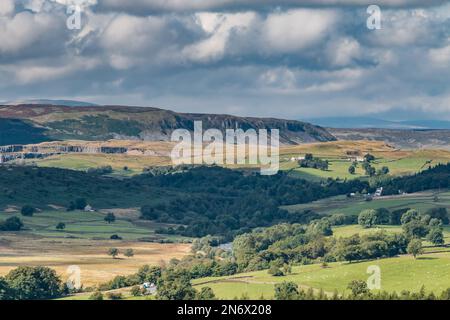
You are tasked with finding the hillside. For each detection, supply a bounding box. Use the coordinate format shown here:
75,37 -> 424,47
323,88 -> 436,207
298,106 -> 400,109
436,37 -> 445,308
330,128 -> 450,150
0,104 -> 335,145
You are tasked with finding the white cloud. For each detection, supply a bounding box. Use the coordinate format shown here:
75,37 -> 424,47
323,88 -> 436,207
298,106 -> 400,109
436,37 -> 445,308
0,11 -> 65,54
261,9 -> 337,53
429,44 -> 450,66
327,37 -> 361,66
0,0 -> 15,16
183,12 -> 257,62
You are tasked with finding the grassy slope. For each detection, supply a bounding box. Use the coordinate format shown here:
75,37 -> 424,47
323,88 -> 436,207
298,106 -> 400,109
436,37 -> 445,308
25,140 -> 450,179
283,190 -> 450,216
193,224 -> 450,299
0,210 -> 187,241
193,251 -> 450,299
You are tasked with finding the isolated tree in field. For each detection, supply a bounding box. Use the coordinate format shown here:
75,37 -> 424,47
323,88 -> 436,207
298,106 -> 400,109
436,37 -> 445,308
124,248 -> 134,258
358,209 -> 378,228
407,239 -> 423,259
364,154 -> 375,162
104,212 -> 116,224
108,248 -> 119,259
56,222 -> 66,230
379,166 -> 390,175
348,165 -> 356,175
21,205 -> 36,217
274,281 -> 299,300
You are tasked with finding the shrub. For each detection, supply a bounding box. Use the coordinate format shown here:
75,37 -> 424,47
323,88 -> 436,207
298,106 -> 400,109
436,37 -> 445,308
89,291 -> 104,300
106,292 -> 123,300
21,205 -> 35,217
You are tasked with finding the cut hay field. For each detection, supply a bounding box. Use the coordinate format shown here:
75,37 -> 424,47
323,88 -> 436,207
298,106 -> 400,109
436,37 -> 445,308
193,251 -> 450,299
0,234 -> 190,287
282,190 -> 450,217
0,209 -> 191,286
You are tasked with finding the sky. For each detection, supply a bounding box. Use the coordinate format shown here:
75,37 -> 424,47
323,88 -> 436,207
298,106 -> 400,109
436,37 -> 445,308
0,0 -> 449,120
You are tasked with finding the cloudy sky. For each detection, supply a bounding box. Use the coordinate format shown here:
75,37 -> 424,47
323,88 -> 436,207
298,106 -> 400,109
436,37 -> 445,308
0,0 -> 449,120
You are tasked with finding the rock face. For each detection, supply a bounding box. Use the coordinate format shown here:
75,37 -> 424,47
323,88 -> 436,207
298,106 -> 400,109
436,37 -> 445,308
0,104 -> 336,145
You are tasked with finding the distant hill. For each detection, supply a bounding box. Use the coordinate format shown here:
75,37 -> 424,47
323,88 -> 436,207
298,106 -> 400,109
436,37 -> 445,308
309,117 -> 450,130
0,104 -> 335,145
330,128 -> 450,150
4,99 -> 98,107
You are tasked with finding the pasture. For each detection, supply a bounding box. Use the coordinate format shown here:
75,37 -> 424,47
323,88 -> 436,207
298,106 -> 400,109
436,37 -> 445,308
193,251 -> 450,299
0,209 -> 191,286
22,140 -> 450,180
282,190 -> 450,217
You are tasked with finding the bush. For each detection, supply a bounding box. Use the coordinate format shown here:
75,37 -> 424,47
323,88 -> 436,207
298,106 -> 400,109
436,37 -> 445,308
0,217 -> 24,231
89,291 -> 104,300
56,222 -> 66,230
358,209 -> 378,228
268,265 -> 284,277
130,285 -> 142,297
21,205 -> 35,217
106,292 -> 123,300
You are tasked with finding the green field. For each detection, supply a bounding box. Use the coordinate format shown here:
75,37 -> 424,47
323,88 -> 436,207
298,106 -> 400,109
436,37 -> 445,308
23,140 -> 450,180
193,251 -> 450,299
0,210 -> 187,241
279,142 -> 450,181
283,190 -> 450,217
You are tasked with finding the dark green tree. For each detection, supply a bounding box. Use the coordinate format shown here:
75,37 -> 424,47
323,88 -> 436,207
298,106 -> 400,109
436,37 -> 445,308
104,212 -> 116,224
407,239 -> 423,259
108,248 -> 119,259
5,266 -> 62,300
156,270 -> 196,300
195,287 -> 216,300
274,281 -> 299,300
21,205 -> 35,217
358,209 -> 378,228
347,280 -> 369,297
56,222 -> 66,230
348,165 -> 356,175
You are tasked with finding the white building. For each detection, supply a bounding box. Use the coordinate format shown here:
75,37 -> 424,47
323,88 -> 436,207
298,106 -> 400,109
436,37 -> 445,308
374,187 -> 383,197
142,282 -> 157,295
84,205 -> 94,212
